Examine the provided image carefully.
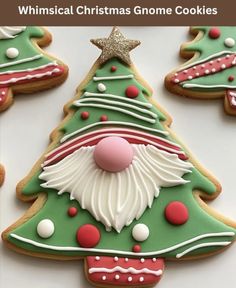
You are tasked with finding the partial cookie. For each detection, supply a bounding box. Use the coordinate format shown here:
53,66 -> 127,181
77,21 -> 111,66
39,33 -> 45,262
165,26 -> 236,115
0,26 -> 68,112
2,27 -> 236,288
0,164 -> 5,186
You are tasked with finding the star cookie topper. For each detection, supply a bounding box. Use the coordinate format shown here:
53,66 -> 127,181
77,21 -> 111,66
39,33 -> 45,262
91,26 -> 140,65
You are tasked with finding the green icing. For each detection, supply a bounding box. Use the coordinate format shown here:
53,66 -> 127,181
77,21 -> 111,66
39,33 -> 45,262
181,26 -> 236,92
0,26 -> 55,73
7,57 -> 236,259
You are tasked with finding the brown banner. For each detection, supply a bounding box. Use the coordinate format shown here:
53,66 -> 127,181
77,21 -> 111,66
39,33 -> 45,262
1,0 -> 236,25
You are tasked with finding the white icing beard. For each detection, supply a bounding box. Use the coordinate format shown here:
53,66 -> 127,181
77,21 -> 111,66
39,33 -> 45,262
39,144 -> 192,233
0,26 -> 26,39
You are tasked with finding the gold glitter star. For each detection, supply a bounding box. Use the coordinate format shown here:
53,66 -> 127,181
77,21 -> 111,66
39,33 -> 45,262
91,27 -> 140,65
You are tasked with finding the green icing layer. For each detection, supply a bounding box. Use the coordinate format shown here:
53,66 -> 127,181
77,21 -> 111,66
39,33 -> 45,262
181,26 -> 236,92
7,57 -> 236,259
0,26 -> 55,73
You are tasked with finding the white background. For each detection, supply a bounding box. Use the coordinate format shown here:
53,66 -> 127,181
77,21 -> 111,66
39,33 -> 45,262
1,27 -> 236,288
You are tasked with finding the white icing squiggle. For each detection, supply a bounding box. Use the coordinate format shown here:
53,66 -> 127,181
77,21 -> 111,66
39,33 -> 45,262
0,54 -> 42,69
0,68 -> 61,85
74,98 -> 157,118
40,144 -> 192,232
73,103 -> 156,124
176,241 -> 231,258
84,92 -> 152,108
88,266 -> 163,276
0,61 -> 58,76
179,50 -> 236,70
10,232 -> 235,257
93,75 -> 134,81
0,26 -> 26,39
61,121 -> 169,143
183,83 -> 236,89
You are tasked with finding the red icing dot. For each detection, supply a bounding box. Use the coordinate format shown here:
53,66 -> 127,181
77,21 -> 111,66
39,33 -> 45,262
125,85 -> 139,98
68,207 -> 78,217
132,244 -> 141,253
100,115 -> 108,121
111,66 -> 117,72
208,27 -> 221,39
228,75 -> 235,82
76,224 -> 100,248
81,111 -> 89,120
165,201 -> 189,225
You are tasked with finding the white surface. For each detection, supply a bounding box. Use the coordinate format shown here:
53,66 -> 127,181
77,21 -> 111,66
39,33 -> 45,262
1,27 -> 236,288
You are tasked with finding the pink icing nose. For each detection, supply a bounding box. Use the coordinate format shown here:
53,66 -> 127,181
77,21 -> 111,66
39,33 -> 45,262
94,136 -> 134,172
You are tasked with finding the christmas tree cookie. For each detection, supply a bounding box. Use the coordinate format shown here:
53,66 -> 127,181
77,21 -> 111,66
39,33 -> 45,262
2,27 -> 236,287
165,26 -> 236,115
0,26 -> 68,112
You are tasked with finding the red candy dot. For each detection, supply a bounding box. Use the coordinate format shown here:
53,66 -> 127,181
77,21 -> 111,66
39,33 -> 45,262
208,27 -> 221,39
100,115 -> 108,121
125,85 -> 139,98
228,75 -> 235,82
132,244 -> 141,253
81,111 -> 89,120
165,201 -> 189,225
111,66 -> 117,72
76,224 -> 100,248
68,207 -> 78,217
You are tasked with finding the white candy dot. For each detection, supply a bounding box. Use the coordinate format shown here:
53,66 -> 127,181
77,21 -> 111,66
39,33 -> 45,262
114,256 -> 119,262
102,276 -> 106,281
128,276 -> 132,282
140,258 -> 145,263
97,83 -> 106,92
224,37 -> 235,48
205,70 -> 210,74
188,76 -> 193,80
125,258 -> 129,262
95,256 -> 100,261
139,277 -> 144,282
152,258 -> 157,262
6,47 -> 19,59
115,275 -> 120,280
132,223 -> 149,242
174,79 -> 179,83
37,219 -> 55,238
221,64 -> 226,69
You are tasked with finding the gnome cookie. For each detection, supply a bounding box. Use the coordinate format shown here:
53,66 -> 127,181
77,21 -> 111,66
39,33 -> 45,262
0,26 -> 68,112
165,26 -> 236,115
2,27 -> 236,288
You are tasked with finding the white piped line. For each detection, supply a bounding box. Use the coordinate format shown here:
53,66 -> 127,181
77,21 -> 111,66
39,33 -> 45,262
0,54 -> 42,69
10,232 -> 235,258
93,75 -> 134,81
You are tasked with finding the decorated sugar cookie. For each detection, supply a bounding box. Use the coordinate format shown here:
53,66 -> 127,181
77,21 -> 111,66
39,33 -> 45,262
165,26 -> 236,115
0,26 -> 68,112
2,27 -> 236,287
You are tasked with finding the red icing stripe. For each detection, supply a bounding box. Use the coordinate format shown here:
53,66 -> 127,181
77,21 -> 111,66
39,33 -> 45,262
172,53 -> 236,84
0,64 -> 65,88
44,129 -> 187,166
86,256 -> 164,286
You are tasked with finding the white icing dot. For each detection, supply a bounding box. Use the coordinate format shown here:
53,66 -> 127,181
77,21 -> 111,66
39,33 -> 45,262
37,219 -> 55,238
183,70 -> 188,74
174,73 -> 178,76
205,70 -> 210,74
115,275 -> 120,280
95,256 -> 100,261
102,276 -> 106,281
174,79 -> 179,83
201,64 -> 205,68
132,223 -> 149,242
212,68 -> 216,73
224,37 -> 235,48
6,47 -> 19,59
125,258 -> 129,262
195,72 -> 200,76
217,58 -> 221,62
188,76 -> 193,80
221,64 -> 226,69
139,277 -> 144,282
1,91 -> 5,95
210,61 -> 213,65
140,258 -> 145,263
193,66 -> 197,70
97,83 -> 106,92
114,256 -> 119,262
226,55 -> 230,59
152,258 -> 157,262
128,276 -> 132,282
